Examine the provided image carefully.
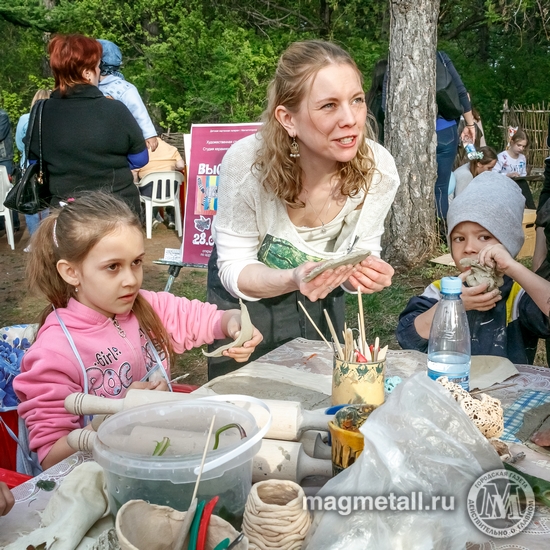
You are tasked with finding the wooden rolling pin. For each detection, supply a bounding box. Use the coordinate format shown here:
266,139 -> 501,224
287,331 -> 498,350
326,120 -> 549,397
253,439 -> 332,483
65,390 -> 333,441
67,429 -> 333,483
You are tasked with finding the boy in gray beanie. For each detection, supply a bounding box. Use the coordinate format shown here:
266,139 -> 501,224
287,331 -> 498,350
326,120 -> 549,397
397,172 -> 550,364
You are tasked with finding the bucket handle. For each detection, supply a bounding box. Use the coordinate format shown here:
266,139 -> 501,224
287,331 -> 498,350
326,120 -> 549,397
194,395 -> 272,475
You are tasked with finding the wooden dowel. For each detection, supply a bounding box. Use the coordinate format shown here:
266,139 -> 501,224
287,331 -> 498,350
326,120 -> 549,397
374,337 -> 380,361
358,289 -> 367,357
191,414 -> 216,502
297,301 -> 333,351
323,309 -> 344,360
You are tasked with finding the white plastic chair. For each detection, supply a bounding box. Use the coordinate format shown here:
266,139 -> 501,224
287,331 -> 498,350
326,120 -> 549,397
136,171 -> 184,239
0,165 -> 15,250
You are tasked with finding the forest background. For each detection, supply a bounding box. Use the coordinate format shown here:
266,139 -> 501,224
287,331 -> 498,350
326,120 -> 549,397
0,0 -> 549,150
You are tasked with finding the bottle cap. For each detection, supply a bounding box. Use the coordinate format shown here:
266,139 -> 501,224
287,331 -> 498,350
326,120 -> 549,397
441,276 -> 462,295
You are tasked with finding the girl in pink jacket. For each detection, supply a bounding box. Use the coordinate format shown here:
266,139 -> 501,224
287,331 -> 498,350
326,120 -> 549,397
14,192 -> 262,470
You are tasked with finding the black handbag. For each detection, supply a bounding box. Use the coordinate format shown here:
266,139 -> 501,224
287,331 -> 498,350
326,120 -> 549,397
4,100 -> 51,215
436,52 -> 463,121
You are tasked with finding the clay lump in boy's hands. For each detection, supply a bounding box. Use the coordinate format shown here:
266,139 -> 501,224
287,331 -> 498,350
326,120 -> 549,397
459,258 -> 504,292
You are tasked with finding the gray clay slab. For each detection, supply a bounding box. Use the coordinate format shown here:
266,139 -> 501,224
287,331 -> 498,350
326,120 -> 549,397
206,376 -> 332,410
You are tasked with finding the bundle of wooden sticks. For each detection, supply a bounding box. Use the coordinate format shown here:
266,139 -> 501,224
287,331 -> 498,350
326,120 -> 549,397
298,288 -> 388,363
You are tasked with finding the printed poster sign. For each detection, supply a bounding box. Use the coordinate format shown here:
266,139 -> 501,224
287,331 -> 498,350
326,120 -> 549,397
182,123 -> 261,267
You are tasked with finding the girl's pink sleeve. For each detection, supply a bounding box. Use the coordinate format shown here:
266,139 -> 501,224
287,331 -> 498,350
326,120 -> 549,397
14,349 -> 84,464
141,290 -> 226,354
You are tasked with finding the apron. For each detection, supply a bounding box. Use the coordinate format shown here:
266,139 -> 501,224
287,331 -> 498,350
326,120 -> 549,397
206,245 -> 345,380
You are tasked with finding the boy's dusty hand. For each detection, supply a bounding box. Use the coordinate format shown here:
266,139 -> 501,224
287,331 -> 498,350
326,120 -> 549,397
459,272 -> 502,311
478,243 -> 515,274
223,326 -> 263,362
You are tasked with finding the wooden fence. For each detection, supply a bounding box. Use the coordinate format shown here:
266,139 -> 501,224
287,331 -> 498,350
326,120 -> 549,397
500,100 -> 550,170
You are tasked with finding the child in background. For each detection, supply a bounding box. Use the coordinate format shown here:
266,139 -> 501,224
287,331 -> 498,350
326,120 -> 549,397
453,145 -> 498,197
493,129 -> 528,178
397,172 -> 550,364
14,192 -> 262,470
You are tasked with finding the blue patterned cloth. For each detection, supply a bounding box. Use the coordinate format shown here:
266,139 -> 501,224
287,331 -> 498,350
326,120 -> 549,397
501,389 -> 550,442
0,325 -> 35,411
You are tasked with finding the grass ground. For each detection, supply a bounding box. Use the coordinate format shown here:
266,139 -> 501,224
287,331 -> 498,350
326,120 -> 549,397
1,214 -> 546,388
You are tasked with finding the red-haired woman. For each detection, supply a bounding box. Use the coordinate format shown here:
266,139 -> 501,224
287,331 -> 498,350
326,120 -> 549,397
28,34 -> 148,213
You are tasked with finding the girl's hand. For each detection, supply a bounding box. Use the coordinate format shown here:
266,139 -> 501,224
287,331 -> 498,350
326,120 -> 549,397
345,256 -> 394,293
507,172 -> 520,178
477,243 -> 516,274
294,262 -> 356,302
222,310 -> 264,363
223,326 -> 263,362
128,380 -> 169,391
458,272 -> 501,311
0,482 -> 14,517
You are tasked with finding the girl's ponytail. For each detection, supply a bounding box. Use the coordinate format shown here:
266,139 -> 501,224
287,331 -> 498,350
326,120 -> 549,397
26,211 -> 72,326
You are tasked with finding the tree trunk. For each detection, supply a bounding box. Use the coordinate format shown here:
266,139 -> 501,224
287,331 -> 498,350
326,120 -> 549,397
383,0 -> 440,268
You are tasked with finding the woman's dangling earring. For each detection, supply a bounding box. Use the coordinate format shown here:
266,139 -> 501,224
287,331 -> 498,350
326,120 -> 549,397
74,286 -> 79,293
290,136 -> 300,158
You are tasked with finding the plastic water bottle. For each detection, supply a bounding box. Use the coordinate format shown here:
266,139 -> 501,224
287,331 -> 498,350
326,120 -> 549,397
463,136 -> 482,161
427,276 -> 471,390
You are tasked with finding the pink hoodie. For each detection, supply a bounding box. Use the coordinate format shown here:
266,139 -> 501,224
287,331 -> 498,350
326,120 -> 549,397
14,290 -> 225,463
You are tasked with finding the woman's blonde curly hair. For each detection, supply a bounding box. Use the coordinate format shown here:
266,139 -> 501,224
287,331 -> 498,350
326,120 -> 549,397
254,40 -> 378,208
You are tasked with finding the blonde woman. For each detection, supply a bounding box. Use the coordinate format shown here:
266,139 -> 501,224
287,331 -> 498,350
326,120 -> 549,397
207,40 -> 400,378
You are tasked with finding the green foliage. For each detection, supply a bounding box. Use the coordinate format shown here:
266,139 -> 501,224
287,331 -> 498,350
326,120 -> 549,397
0,0 -> 547,154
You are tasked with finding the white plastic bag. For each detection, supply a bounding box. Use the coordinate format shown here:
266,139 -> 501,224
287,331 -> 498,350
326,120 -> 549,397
304,373 -> 502,549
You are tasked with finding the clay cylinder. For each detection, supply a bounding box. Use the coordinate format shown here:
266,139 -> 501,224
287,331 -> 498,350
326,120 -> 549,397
242,480 -> 311,550
331,358 -> 385,406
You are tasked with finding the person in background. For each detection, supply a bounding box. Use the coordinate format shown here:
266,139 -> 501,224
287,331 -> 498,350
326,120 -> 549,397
28,34 -> 148,214
534,117 -> 550,274
397,172 -> 550,365
15,89 -> 51,250
0,482 -> 14,516
365,59 -> 387,145
97,39 -> 158,153
533,116 -> 550,360
433,52 -> 476,231
0,108 -> 14,176
472,107 -> 486,147
382,51 -> 476,232
494,129 -> 528,178
135,137 -> 185,229
493,129 -> 534,208
452,146 -> 498,197
0,108 -> 20,232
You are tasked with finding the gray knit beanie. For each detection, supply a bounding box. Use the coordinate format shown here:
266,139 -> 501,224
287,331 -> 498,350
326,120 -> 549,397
447,171 -> 525,257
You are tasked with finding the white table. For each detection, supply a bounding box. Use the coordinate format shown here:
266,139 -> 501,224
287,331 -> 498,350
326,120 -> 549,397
3,339 -> 550,549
